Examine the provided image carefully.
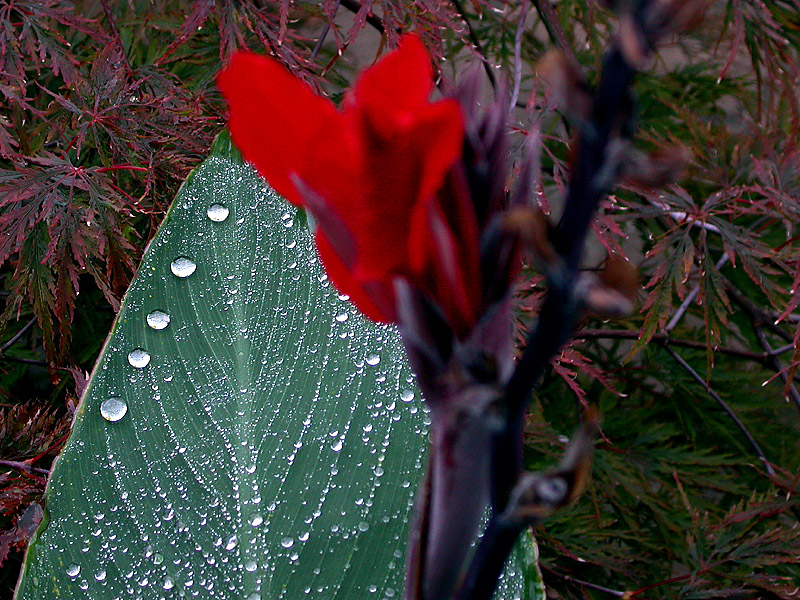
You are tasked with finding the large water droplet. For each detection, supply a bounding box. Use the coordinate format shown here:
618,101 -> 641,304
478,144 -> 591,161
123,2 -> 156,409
170,257 -> 197,278
94,569 -> 106,582
146,310 -> 171,330
127,348 -> 151,369
163,576 -> 174,590
224,535 -> 238,551
249,513 -> 263,527
280,537 -> 294,549
207,203 -> 230,222
246,594 -> 261,600
401,389 -> 415,402
66,563 -> 81,578
245,560 -> 257,572
366,354 -> 381,366
100,398 -> 127,422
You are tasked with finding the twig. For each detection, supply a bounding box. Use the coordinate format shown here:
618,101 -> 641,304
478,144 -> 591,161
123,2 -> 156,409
663,215 -> 771,335
0,460 -> 50,476
664,346 -> 776,477
450,0 -> 497,88
99,0 -> 132,73
311,0 -> 342,60
723,276 -> 792,343
339,0 -> 385,34
0,356 -> 49,367
575,328 -> 786,364
548,570 -> 627,597
664,254 -> 729,333
1,317 -> 37,353
531,0 -> 583,76
509,0 -> 530,112
754,327 -> 800,414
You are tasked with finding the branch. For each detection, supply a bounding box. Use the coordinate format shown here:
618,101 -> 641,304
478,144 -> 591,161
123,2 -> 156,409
754,327 -> 800,414
542,568 -> 627,598
531,0 -> 583,77
0,460 -> 50,476
311,0 -> 342,60
664,346 -> 776,477
1,317 -> 37,353
575,328 -> 785,364
450,0 -> 497,88
339,0 -> 385,34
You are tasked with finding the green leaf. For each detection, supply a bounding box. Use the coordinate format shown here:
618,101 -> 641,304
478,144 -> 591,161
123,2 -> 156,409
15,133 -> 541,600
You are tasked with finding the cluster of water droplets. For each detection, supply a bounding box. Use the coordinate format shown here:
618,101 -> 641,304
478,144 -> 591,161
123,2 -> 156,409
99,201 -> 228,425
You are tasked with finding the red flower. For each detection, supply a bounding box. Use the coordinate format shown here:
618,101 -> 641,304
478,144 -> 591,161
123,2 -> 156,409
218,36 -> 482,333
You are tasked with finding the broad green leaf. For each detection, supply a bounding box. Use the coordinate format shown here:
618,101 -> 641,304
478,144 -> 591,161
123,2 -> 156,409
15,133 -> 541,600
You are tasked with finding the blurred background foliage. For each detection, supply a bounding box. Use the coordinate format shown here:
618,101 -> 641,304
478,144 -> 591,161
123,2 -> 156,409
0,0 -> 798,597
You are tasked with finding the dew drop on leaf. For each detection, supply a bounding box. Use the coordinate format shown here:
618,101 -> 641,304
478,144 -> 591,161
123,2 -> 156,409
127,348 -> 151,369
162,576 -> 174,590
224,535 -> 238,551
280,537 -> 294,549
66,564 -> 80,578
100,398 -> 127,422
245,560 -> 257,572
94,569 -> 106,582
207,203 -> 230,222
170,257 -> 197,278
249,513 -> 263,527
146,310 -> 171,330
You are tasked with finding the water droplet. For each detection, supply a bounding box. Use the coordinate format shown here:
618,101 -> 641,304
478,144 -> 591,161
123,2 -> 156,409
366,354 -> 381,366
247,594 -> 261,600
100,397 -> 127,422
298,531 -> 309,542
358,521 -> 369,532
170,257 -> 197,278
224,535 -> 238,551
249,513 -> 263,527
207,203 -> 229,222
401,390 -> 415,402
146,310 -> 171,330
281,537 -> 294,549
67,563 -> 81,578
331,440 -> 343,452
127,348 -> 151,369
94,569 -> 106,582
163,575 -> 174,590
245,560 -> 257,572
335,312 -> 348,323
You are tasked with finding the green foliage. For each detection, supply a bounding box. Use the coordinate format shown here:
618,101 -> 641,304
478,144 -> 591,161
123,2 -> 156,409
1,0 -> 798,598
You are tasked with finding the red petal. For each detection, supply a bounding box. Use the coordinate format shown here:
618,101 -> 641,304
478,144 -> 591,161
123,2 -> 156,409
217,52 -> 358,207
316,232 -> 397,323
346,99 -> 463,285
409,173 -> 482,335
350,35 -> 433,137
